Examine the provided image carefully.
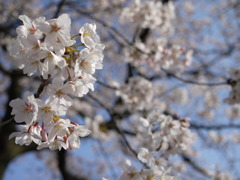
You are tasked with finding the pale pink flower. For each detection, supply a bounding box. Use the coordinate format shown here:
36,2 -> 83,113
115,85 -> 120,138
79,23 -> 100,48
9,92 -> 38,124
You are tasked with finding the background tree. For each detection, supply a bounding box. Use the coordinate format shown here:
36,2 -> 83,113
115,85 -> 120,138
0,0 -> 240,179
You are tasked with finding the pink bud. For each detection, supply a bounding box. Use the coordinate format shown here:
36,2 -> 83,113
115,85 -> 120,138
41,130 -> 48,142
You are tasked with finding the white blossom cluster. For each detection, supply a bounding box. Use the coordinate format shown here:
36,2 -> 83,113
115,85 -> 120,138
136,109 -> 194,157
85,115 -> 113,141
103,147 -> 176,180
8,14 -> 104,150
119,153 -> 176,180
121,0 -> 175,32
124,38 -> 193,74
116,77 -> 154,111
153,44 -> 193,71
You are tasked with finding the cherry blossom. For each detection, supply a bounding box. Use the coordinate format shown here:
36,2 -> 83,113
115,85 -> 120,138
9,123 -> 42,146
17,15 -> 45,39
37,13 -> 75,52
9,92 -> 38,124
3,1 -> 236,178
8,13 -> 104,151
79,23 -> 100,48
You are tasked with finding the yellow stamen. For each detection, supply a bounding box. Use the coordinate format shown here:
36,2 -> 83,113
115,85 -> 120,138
56,89 -> 64,96
83,32 -> 91,37
42,107 -> 51,113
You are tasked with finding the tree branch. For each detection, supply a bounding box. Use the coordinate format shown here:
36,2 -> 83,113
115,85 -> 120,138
181,155 -> 211,178
162,69 -> 229,86
58,150 -> 88,180
53,0 -> 66,18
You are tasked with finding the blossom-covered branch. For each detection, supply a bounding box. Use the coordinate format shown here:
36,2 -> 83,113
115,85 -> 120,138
8,14 -> 104,151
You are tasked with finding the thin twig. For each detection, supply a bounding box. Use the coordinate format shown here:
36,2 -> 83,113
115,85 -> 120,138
87,93 -> 111,113
0,117 -> 14,127
87,94 -> 147,168
111,117 -> 148,168
96,80 -> 118,90
163,110 -> 240,130
162,69 -> 228,86
34,77 -> 49,98
190,123 -> 240,130
182,155 -> 211,178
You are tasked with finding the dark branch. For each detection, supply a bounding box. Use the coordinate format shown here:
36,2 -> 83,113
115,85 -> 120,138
58,150 -> 88,180
53,0 -> 66,18
162,69 -> 229,86
34,76 -> 50,98
190,123 -> 240,130
182,155 -> 211,178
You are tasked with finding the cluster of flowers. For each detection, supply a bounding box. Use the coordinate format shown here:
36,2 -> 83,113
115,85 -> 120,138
102,109 -> 193,179
85,115 -> 111,141
119,148 -> 176,180
136,109 -> 194,157
8,14 -> 104,150
124,38 -> 193,74
103,147 -> 175,180
117,77 -> 154,111
121,0 -> 175,32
